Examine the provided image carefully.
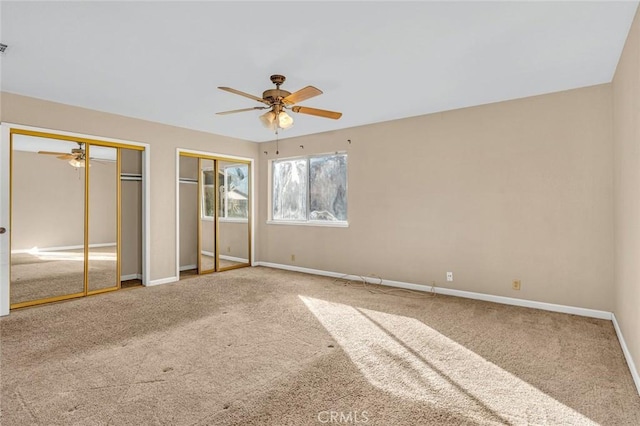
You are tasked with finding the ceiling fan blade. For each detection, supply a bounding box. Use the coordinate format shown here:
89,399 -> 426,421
216,107 -> 268,115
218,87 -> 269,105
38,151 -> 68,156
291,106 -> 342,120
283,86 -> 323,105
56,154 -> 76,160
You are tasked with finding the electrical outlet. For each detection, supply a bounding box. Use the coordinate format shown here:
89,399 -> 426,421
446,272 -> 453,282
227,246 -> 231,253
512,280 -> 521,290
291,254 -> 295,262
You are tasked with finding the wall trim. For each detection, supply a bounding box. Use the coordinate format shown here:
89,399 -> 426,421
179,264 -> 197,272
11,242 -> 116,254
612,313 -> 640,396
147,276 -> 178,286
255,262 -> 612,320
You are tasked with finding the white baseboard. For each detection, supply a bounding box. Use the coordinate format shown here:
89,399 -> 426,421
147,276 -> 178,286
179,264 -> 197,272
255,262 -> 612,320
201,250 -> 215,257
220,255 -> 249,263
121,273 -> 142,281
612,313 -> 640,396
12,242 -> 117,254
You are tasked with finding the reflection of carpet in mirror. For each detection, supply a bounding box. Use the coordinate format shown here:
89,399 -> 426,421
200,254 -> 216,272
10,246 -> 118,304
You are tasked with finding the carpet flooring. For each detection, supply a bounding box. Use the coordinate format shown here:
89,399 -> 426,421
1,267 -> 639,425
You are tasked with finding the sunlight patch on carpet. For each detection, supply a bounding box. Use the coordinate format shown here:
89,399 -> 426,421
299,295 -> 596,425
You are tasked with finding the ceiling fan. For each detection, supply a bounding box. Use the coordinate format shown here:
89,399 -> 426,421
216,74 -> 342,131
38,142 -> 112,168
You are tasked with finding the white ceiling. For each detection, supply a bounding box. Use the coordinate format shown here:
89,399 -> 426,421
1,1 -> 637,143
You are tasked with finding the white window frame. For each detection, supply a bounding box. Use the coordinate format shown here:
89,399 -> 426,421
268,152 -> 348,228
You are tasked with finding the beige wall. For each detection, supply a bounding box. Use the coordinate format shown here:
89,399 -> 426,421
3,85 -> 617,311
258,84 -> 614,311
12,150 -> 116,249
122,148 -> 143,175
121,180 -> 142,277
1,92 -> 259,280
179,182 -> 198,268
613,7 -> 640,388
121,149 -> 143,277
0,76 -> 621,313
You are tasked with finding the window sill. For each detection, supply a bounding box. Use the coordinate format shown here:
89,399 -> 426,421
266,220 -> 349,228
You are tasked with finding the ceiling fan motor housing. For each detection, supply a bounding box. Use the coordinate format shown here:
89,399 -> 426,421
262,88 -> 291,103
263,74 -> 291,104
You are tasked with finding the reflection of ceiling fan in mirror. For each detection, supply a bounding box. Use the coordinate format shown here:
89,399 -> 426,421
38,142 -> 114,168
216,74 -> 342,131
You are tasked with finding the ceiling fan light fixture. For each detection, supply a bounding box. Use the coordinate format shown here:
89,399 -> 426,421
68,158 -> 88,168
259,111 -> 276,129
278,111 -> 294,129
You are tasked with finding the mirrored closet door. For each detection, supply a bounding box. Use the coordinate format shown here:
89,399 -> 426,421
87,145 -> 119,293
178,153 -> 251,278
199,158 -> 216,274
10,136 -> 86,305
217,160 -> 250,271
9,130 -> 144,309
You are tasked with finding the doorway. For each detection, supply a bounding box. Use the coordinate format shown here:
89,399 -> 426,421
8,129 -> 146,309
178,151 -> 251,278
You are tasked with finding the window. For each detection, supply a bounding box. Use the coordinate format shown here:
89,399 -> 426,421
272,153 -> 347,224
201,164 -> 249,220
